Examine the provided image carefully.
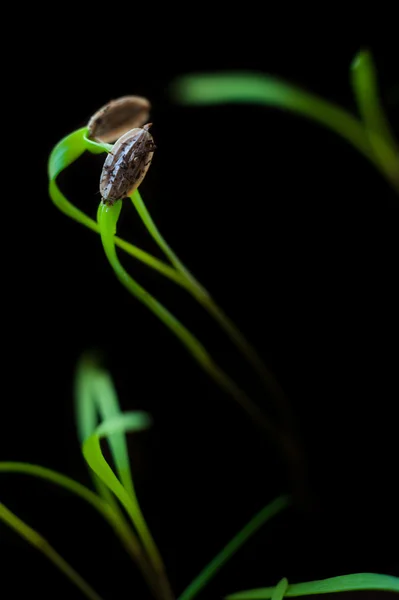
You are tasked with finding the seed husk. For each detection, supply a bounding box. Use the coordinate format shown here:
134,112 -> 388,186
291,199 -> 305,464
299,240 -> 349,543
88,96 -> 151,143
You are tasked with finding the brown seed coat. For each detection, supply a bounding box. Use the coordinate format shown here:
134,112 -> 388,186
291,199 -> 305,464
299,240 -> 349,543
88,96 -> 151,143
100,124 -> 155,204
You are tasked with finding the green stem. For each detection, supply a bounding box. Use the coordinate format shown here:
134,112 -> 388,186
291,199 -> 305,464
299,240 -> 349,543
129,192 -> 307,506
98,201 -> 307,507
350,50 -> 399,192
98,201 -> 276,437
49,179 -> 187,289
0,502 -> 104,600
131,190 -> 294,429
98,202 -> 309,506
131,190 -> 207,295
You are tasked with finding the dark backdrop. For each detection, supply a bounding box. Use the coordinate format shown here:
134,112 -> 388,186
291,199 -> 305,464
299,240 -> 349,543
0,21 -> 398,600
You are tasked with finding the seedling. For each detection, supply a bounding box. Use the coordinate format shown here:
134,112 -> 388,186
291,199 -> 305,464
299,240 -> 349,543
1,48 -> 398,599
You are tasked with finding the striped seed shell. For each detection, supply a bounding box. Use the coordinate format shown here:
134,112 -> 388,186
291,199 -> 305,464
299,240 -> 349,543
88,96 -> 151,143
100,124 -> 155,204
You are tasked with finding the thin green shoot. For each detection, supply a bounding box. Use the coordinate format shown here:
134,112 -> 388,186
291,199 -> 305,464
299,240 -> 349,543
177,496 -> 290,600
130,189 -> 207,296
0,502 -> 104,600
98,199 -> 309,503
225,573 -> 399,599
350,49 -> 399,189
97,200 -> 276,435
130,189 -> 295,431
83,132 -> 113,154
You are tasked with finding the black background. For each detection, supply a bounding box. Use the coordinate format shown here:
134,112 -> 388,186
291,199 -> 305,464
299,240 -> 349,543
0,18 -> 398,600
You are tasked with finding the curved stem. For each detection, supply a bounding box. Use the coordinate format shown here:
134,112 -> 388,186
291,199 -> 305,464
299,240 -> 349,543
0,502 -> 104,600
52,172 -> 295,434
49,179 -> 188,289
131,190 -> 208,296
97,202 -> 310,508
131,190 -> 294,429
98,201 -> 276,437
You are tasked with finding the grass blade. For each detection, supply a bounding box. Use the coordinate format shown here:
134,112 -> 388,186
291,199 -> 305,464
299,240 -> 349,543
0,502 -> 104,600
178,496 -> 290,600
226,573 -> 399,599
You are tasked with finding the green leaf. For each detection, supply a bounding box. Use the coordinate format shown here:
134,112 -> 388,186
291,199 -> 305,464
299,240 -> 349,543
178,496 -> 290,600
0,502 -> 104,600
226,573 -> 399,599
